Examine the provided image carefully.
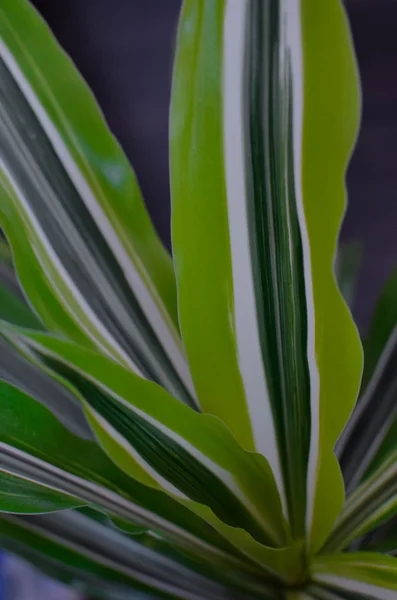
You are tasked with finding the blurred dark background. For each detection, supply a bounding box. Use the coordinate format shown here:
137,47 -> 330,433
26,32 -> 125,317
30,0 -> 397,333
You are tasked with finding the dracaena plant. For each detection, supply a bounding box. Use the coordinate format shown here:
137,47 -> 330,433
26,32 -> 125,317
0,0 -> 396,598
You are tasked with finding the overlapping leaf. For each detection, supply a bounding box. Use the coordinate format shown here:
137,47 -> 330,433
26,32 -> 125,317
0,278 -> 92,438
338,267 -> 397,492
0,380 -> 258,576
312,553 -> 397,599
0,327 -> 307,582
323,443 -> 397,554
0,0 -> 196,407
1,511 -> 262,600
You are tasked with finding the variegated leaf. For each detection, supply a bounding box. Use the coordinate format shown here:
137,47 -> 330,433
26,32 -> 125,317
338,267 -> 397,492
0,278 -> 92,438
0,380 -> 254,575
0,0 -> 196,408
312,553 -> 397,600
0,470 -> 83,513
322,446 -> 397,553
1,511 -> 260,600
1,327 -> 307,582
170,0 -> 362,548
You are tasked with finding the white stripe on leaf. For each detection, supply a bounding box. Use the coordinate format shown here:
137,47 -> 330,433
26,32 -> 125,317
0,37 -> 197,405
223,0 -> 283,503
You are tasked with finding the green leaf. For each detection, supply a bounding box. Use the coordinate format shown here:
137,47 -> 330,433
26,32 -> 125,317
362,266 -> 397,390
1,511 -> 249,600
0,336 -> 92,439
0,278 -> 43,329
0,234 -> 12,263
0,279 -> 91,438
322,448 -> 397,553
337,266 -> 397,492
312,553 -> 397,599
0,379 -> 255,574
1,327 -> 308,582
0,0 -> 196,408
358,516 -> 397,555
0,471 -> 82,513
170,0 -> 362,547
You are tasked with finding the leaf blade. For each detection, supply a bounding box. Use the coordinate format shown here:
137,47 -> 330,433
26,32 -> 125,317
170,0 -> 362,547
312,553 -> 397,600
0,0 -> 196,407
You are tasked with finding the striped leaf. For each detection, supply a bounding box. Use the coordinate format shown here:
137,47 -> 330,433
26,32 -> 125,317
322,448 -> 397,554
0,278 -> 91,438
0,380 -> 257,574
0,235 -> 12,263
358,516 -> 397,555
170,0 -> 362,547
1,511 -> 262,600
1,327 -> 307,582
337,267 -> 397,492
0,337 -> 92,439
0,277 -> 43,330
312,553 -> 397,599
0,471 -> 83,513
0,0 -> 196,408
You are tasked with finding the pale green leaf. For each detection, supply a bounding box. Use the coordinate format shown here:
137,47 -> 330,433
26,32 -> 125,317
170,0 -> 362,549
312,553 -> 397,599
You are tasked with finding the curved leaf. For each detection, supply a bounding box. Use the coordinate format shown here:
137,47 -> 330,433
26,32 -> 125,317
1,511 -> 248,600
0,337 -> 92,439
312,553 -> 397,599
0,379 -> 253,573
0,0 -> 196,407
0,470 -> 82,513
0,278 -> 43,329
337,267 -> 397,491
170,0 -> 362,547
322,448 -> 397,553
0,278 -> 91,438
1,327 -> 309,582
335,242 -> 361,309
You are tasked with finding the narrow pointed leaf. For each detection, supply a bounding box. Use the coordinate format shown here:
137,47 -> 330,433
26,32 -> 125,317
0,0 -> 196,407
322,448 -> 397,553
0,278 -> 43,329
1,327 -> 308,581
0,512 -> 248,600
0,278 -> 91,438
170,0 -> 362,547
338,267 -> 397,491
0,338 -> 92,439
0,471 -> 83,513
335,242 -> 361,309
0,380 -> 256,574
312,553 -> 397,599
